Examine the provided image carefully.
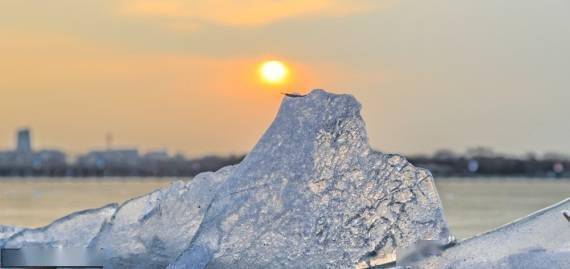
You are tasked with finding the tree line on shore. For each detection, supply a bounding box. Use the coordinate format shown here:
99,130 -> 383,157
405,147 -> 568,178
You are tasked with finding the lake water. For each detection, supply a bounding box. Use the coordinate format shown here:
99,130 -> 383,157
1,177 -> 569,239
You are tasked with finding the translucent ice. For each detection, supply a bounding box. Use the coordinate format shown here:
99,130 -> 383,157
89,166 -> 234,268
2,204 -> 117,249
0,225 -> 23,247
0,90 -> 452,268
168,90 -> 450,268
407,198 -> 570,269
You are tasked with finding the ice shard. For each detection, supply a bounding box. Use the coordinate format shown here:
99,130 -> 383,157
0,225 -> 22,247
404,198 -> 570,269
168,90 -> 450,268
1,204 -> 117,249
88,166 -> 234,268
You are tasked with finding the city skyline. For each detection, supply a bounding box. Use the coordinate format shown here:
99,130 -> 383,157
2,1 -> 570,156
0,128 -> 181,158
1,127 -> 568,160
0,127 -> 567,178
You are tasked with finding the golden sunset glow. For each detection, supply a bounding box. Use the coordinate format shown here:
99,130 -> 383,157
1,1 -> 568,157
259,60 -> 289,84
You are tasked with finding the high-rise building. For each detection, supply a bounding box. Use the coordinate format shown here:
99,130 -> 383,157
16,128 -> 32,154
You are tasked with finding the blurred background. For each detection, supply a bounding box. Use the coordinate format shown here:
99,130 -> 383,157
1,0 -> 569,239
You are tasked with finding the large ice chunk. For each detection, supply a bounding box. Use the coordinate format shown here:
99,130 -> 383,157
168,90 -> 450,268
88,166 -> 234,268
2,204 -> 117,248
0,90 -> 451,268
406,198 -> 570,269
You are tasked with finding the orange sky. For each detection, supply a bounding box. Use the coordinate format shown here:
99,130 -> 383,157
1,0 -> 570,157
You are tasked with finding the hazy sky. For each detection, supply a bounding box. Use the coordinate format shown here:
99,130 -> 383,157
1,0 -> 569,157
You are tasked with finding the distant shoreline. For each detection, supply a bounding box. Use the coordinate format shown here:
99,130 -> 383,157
0,175 -> 569,180
1,151 -> 569,178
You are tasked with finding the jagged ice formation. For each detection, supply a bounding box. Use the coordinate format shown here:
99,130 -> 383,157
167,90 -> 450,268
1,90 -> 451,268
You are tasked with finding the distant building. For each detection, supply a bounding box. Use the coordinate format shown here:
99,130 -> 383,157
16,128 -> 32,154
143,150 -> 169,161
0,150 -> 17,167
32,150 -> 67,168
77,149 -> 139,169
0,128 -> 66,171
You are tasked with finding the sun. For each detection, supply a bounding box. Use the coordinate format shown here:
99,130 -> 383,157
259,60 -> 289,84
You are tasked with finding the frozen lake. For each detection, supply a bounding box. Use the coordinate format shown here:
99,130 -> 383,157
1,177 -> 569,239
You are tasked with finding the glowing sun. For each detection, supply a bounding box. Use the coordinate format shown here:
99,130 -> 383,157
259,60 -> 288,84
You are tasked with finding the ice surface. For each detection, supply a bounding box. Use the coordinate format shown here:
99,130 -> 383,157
0,225 -> 23,246
88,166 -> 234,268
407,198 -> 570,269
0,204 -> 116,265
2,204 -> 117,249
0,90 -> 452,268
168,90 -> 450,268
